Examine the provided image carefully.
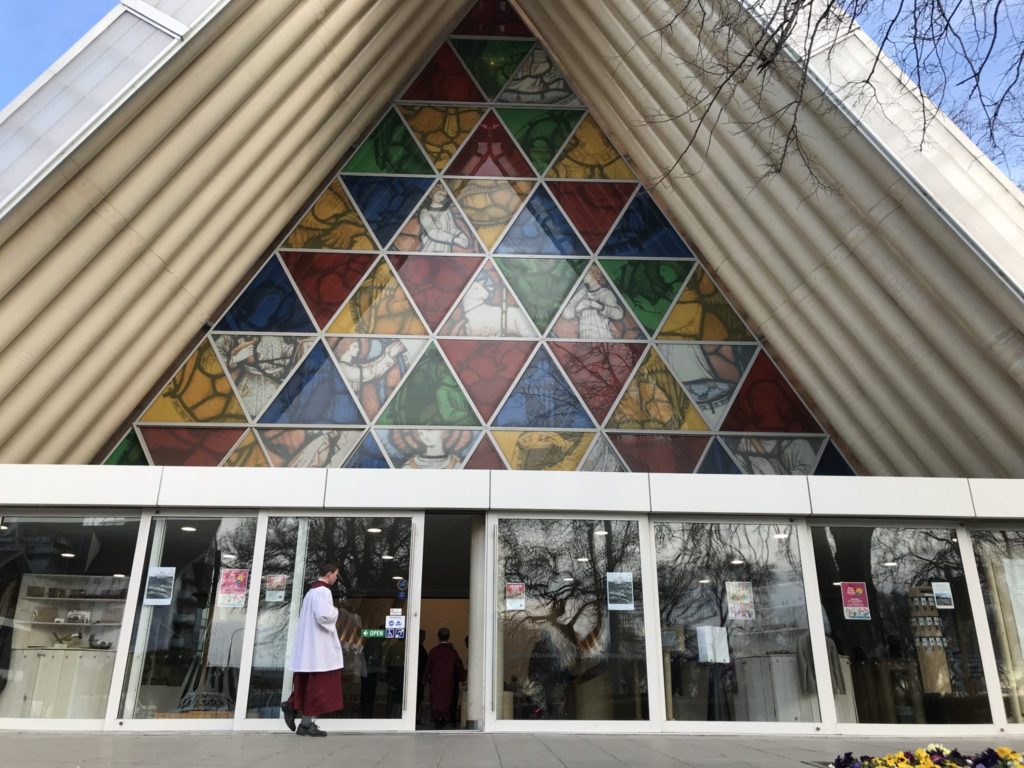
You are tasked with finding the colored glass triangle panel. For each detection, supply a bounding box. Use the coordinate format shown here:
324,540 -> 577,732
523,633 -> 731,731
344,432 -> 390,468
327,336 -> 428,420
608,434 -> 710,473
492,430 -> 594,470
390,254 -> 482,330
721,436 -> 825,475
141,339 -> 246,423
342,109 -> 433,174
377,344 -> 480,426
547,180 -> 637,251
549,341 -> 644,424
657,343 -> 757,429
391,182 -> 483,253
259,343 -> 364,425
104,430 -> 147,465
283,179 -> 376,251
607,347 -> 708,430
438,260 -> 537,338
327,260 -> 428,335
464,433 -> 506,469
259,428 -> 364,468
376,428 -> 479,468
215,257 -> 315,333
343,175 -> 433,249
600,189 -> 694,258
495,257 -> 586,332
815,441 -> 856,475
497,46 -> 581,106
697,438 -> 741,475
602,259 -> 692,336
222,430 -> 270,467
139,426 -> 246,467
496,108 -> 583,175
547,115 -> 635,180
453,0 -> 533,36
446,178 -> 533,249
493,346 -> 594,428
549,264 -> 645,340
439,339 -> 536,421
280,251 -> 376,328
212,334 -> 316,420
495,186 -> 587,255
659,265 -> 755,341
580,434 -> 627,472
721,351 -> 822,433
450,39 -> 534,100
402,42 -> 485,102
445,112 -> 534,177
399,105 -> 486,172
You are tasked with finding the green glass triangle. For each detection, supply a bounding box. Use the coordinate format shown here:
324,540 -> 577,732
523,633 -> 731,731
495,257 -> 587,333
602,259 -> 693,336
377,344 -> 480,426
497,108 -> 583,174
104,430 -> 148,465
343,110 -> 433,174
450,39 -> 535,100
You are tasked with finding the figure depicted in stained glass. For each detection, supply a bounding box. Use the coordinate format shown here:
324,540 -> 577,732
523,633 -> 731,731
498,46 -> 581,105
724,437 -> 822,475
418,184 -> 472,252
441,265 -> 534,337
608,349 -> 708,430
330,337 -> 424,419
328,261 -> 427,335
493,430 -> 593,471
380,429 -> 476,469
558,268 -> 625,339
213,335 -> 315,419
260,428 -> 363,468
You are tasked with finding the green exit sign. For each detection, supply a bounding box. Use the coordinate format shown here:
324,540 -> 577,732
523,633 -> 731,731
361,629 -> 385,638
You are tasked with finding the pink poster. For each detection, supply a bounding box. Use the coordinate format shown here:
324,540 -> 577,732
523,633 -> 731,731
217,568 -> 249,608
841,581 -> 870,620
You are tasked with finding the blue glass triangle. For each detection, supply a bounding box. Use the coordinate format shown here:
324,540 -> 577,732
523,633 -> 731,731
495,186 -> 588,255
600,189 -> 694,258
493,346 -> 594,428
215,257 -> 315,332
343,175 -> 433,248
259,342 -> 364,425
344,432 -> 389,468
815,441 -> 856,476
697,438 -> 741,475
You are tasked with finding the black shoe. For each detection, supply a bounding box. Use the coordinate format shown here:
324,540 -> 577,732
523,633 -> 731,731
281,701 -> 296,732
297,724 -> 326,737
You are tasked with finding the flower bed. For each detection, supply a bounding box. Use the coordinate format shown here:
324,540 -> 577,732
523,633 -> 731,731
830,745 -> 1024,768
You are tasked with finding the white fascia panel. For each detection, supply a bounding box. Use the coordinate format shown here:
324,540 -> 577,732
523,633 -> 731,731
808,476 -> 975,518
157,466 -> 327,508
0,464 -> 162,506
324,469 -> 489,510
489,470 -> 650,513
967,478 -> 1024,519
649,473 -> 811,516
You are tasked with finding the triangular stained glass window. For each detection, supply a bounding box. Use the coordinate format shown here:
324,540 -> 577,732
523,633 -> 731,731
140,339 -> 246,423
399,106 -> 487,172
496,108 -> 584,174
445,112 -> 534,177
259,428 -> 364,468
259,342 -> 364,425
344,432 -> 390,468
139,426 -> 247,467
602,259 -> 693,337
401,42 -> 485,102
497,45 -> 581,105
609,433 -> 710,473
283,179 -> 377,251
327,336 -> 429,420
377,344 -> 480,427
222,430 -> 270,467
657,342 -> 757,429
390,254 -> 483,330
464,433 -> 507,469
721,351 -> 821,433
391,182 -> 483,254
449,39 -> 535,100
549,341 -> 644,424
697,438 -> 742,474
607,347 -> 708,431
600,189 -> 694,258
493,345 -> 593,429
215,257 -> 316,333
495,186 -> 587,255
548,263 -> 646,340
439,260 -> 536,338
547,180 -> 637,252
376,428 -> 480,469
446,178 -> 534,250
659,265 -> 755,341
454,0 -> 533,37
439,338 -> 536,421
280,251 -> 377,328
721,436 -> 825,475
104,430 -> 147,465
211,334 -> 316,420
494,257 -> 586,333
343,175 -> 434,249
327,259 -> 428,336
579,434 -> 628,472
815,441 -> 856,475
492,430 -> 594,471
547,115 -> 635,180
342,109 -> 433,175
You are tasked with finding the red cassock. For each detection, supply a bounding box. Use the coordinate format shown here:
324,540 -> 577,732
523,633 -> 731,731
425,642 -> 465,719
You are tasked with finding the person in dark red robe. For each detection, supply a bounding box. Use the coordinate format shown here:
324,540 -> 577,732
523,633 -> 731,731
425,627 -> 465,729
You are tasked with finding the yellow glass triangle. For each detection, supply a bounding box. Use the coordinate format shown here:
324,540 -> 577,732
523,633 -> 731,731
140,340 -> 246,423
222,430 -> 269,467
283,179 -> 376,250
446,179 -> 534,250
327,260 -> 428,335
547,115 -> 635,180
399,105 -> 487,171
607,348 -> 708,430
657,265 -> 755,341
492,430 -> 594,471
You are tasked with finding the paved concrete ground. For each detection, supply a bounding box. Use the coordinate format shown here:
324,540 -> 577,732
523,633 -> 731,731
3,733 -> 1023,768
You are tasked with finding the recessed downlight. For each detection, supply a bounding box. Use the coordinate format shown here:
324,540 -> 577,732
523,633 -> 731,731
594,530 -> 609,536
60,552 -> 75,559
773,533 -> 789,540
883,561 -> 898,567
180,525 -> 197,532
113,574 -> 127,578
576,557 -> 589,562
0,525 -> 8,531
382,554 -> 394,560
730,558 -> 745,565
392,575 -> 402,580
562,577 -> 574,582
367,527 -> 382,534
222,554 -> 236,561
699,578 -> 711,584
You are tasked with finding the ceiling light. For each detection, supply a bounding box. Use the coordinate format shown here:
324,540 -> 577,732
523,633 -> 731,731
60,552 -> 75,559
392,576 -> 402,580
367,527 -> 382,534
576,557 -> 589,562
180,526 -> 197,532
382,554 -> 394,560
730,558 -> 744,565
773,532 -> 789,540
699,578 -> 711,584
594,530 -> 609,536
883,561 -> 898,567
113,574 -> 127,578
951,537 -> 958,542
222,554 -> 236,561
562,577 -> 574,582
0,525 -> 8,531
833,582 -> 842,586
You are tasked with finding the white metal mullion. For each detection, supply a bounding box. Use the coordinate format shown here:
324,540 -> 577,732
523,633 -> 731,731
795,515 -> 839,731
402,512 -> 426,730
232,512 -> 270,724
484,512 -> 498,730
638,514 -> 667,728
120,515 -> 165,720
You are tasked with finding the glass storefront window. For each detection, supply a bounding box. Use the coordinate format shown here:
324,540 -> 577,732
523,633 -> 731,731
970,527 -> 1024,723
811,524 -> 990,724
120,515 -> 257,719
495,518 -> 648,721
0,514 -> 140,718
246,516 -> 412,720
653,521 -> 817,722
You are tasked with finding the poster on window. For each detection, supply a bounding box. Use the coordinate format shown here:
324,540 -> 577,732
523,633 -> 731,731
505,582 -> 525,611
841,581 -> 871,620
217,568 -> 249,608
606,572 -> 635,611
726,581 -> 755,620
265,574 -> 287,603
931,581 -> 954,609
696,625 -> 730,663
143,566 -> 175,606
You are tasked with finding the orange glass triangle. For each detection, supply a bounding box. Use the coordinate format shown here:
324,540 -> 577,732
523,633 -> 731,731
283,179 -> 376,251
607,347 -> 708,430
658,265 -> 755,341
399,105 -> 487,172
140,339 -> 246,423
492,430 -> 594,470
327,260 -> 428,335
547,116 -> 635,180
446,179 -> 533,249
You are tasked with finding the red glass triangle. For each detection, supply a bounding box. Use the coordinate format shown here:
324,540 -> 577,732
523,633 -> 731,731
464,434 -> 507,469
139,427 -> 246,466
280,251 -> 377,328
402,43 -> 485,102
445,113 -> 534,177
720,351 -> 821,433
389,254 -> 483,330
547,182 -> 637,252
454,0 -> 533,36
549,341 -> 644,423
439,339 -> 536,421
608,433 -> 710,473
